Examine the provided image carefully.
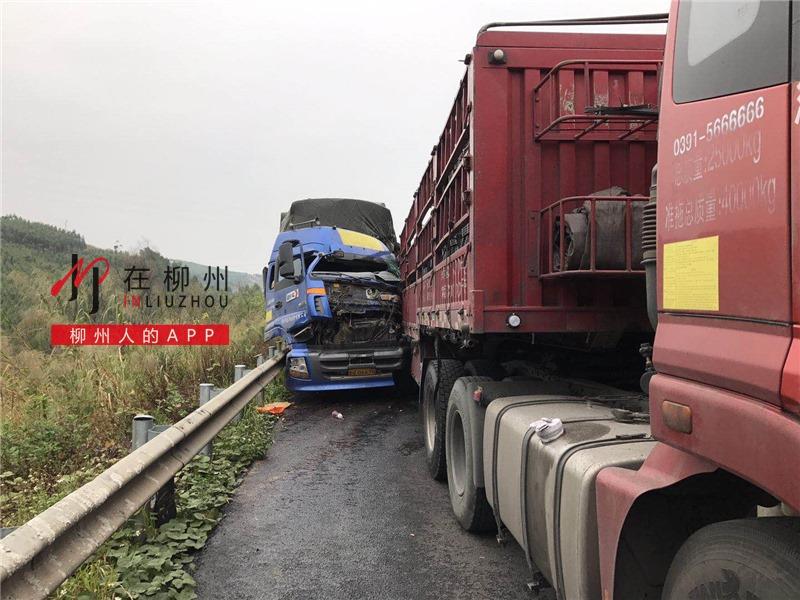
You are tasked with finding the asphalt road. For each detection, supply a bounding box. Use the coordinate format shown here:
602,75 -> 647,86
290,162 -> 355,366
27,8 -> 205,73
194,388 -> 532,600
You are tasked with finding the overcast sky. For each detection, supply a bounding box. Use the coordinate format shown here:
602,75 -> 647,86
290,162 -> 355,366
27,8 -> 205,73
2,0 -> 668,273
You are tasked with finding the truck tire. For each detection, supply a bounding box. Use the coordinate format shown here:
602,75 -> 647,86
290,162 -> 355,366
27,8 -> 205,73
446,376 -> 496,533
662,518 -> 800,600
422,359 -> 463,481
463,359 -> 504,380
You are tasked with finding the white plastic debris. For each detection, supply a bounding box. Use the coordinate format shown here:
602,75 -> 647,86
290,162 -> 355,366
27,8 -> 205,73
531,417 -> 564,443
331,410 -> 344,420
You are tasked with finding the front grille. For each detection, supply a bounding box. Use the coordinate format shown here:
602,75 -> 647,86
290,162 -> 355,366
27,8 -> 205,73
317,347 -> 405,377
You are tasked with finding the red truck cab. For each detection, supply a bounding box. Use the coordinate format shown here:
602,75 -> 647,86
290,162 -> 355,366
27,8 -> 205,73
597,2 -> 800,597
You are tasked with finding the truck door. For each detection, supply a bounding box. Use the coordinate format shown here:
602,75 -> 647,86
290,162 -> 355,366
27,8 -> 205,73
655,0 -> 793,403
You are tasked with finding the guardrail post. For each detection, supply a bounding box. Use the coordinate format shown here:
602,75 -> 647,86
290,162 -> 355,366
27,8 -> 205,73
130,415 -> 154,529
198,384 -> 214,456
256,354 -> 264,366
256,355 -> 266,404
268,346 -> 277,359
232,364 -> 247,423
131,414 -> 154,451
146,425 -> 176,525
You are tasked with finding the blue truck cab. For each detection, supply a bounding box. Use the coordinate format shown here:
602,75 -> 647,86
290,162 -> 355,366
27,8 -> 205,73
263,199 -> 407,392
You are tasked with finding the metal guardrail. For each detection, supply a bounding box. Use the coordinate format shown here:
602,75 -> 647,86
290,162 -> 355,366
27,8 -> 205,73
0,349 -> 286,599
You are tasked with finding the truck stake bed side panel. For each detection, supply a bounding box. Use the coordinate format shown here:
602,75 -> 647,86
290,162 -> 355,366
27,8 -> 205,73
400,32 -> 665,337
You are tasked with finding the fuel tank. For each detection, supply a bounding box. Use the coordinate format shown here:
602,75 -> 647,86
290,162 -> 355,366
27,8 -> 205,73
484,396 -> 655,599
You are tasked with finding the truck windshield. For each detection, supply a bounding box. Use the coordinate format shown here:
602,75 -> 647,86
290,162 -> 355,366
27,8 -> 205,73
312,256 -> 399,279
672,0 -> 790,103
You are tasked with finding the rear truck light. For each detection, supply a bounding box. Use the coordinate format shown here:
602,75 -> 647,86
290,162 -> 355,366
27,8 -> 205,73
507,313 -> 521,328
662,400 -> 692,434
288,357 -> 310,379
489,48 -> 507,64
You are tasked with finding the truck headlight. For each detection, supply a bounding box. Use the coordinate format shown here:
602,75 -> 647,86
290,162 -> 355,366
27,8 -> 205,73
288,357 -> 310,379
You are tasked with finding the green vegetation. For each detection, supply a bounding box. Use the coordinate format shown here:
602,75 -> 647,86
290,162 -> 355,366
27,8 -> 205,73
52,381 -> 290,600
0,215 -> 285,598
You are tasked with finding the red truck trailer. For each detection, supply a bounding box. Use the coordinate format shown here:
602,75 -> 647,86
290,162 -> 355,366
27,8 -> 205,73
400,2 -> 799,598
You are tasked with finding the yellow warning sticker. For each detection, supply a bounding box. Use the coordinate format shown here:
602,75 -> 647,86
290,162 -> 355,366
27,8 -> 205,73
663,236 -> 719,311
338,228 -> 386,251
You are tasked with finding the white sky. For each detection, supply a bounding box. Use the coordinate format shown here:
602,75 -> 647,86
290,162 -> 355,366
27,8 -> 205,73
2,0 -> 668,273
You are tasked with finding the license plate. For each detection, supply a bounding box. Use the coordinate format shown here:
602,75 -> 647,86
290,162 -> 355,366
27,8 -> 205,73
348,367 -> 377,377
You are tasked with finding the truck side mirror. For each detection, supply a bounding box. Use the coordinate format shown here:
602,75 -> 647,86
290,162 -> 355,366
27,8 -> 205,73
262,266 -> 269,295
278,242 -> 296,278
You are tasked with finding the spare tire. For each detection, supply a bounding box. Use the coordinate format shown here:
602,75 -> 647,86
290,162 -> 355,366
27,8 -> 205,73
552,212 -> 587,271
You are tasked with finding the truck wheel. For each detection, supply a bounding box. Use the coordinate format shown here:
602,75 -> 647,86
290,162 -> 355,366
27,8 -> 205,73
463,359 -> 504,380
446,376 -> 496,533
663,518 -> 800,600
422,359 -> 463,481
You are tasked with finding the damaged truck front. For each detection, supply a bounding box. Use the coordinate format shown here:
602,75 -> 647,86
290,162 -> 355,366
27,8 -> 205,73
263,198 -> 408,392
